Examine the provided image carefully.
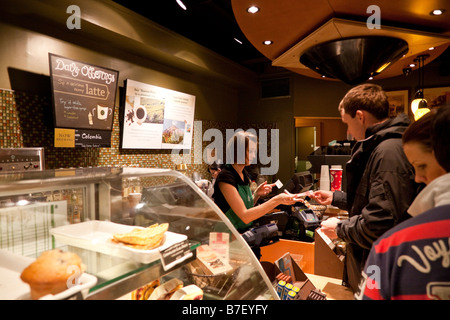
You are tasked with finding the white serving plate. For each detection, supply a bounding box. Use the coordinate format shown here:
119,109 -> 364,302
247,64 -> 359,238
0,249 -> 97,300
49,221 -> 188,264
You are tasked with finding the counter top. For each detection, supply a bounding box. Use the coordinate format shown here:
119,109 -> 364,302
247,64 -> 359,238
305,273 -> 354,300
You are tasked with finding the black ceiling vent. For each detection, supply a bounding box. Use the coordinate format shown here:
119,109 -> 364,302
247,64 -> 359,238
300,36 -> 409,85
261,78 -> 290,99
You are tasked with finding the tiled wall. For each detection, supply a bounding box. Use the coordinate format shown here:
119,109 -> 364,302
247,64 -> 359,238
0,88 -> 276,180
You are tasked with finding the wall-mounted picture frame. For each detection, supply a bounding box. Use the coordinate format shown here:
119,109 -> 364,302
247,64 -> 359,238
423,86 -> 450,109
121,79 -> 196,150
385,90 -> 409,118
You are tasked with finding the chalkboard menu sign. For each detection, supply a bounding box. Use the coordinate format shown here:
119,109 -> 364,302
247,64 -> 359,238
49,53 -> 119,131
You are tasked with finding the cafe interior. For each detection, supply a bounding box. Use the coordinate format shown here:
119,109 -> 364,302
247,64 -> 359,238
0,0 -> 449,182
0,0 -> 449,301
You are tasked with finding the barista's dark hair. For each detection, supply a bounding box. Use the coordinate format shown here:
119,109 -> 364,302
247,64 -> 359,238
226,130 -> 257,164
339,83 -> 389,120
432,105 -> 450,172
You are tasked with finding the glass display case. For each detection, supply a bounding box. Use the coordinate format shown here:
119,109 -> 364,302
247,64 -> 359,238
0,167 -> 278,300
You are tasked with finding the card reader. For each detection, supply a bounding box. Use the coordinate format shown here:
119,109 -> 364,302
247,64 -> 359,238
291,207 -> 321,229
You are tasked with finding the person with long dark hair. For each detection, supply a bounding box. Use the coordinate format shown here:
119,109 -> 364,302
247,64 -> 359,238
213,130 -> 296,232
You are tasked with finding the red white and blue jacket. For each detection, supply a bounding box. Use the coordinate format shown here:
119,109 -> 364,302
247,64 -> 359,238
358,203 -> 450,300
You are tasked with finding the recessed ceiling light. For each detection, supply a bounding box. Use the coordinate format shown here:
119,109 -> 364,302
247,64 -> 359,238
263,40 -> 273,45
430,9 -> 446,15
247,6 -> 260,14
176,0 -> 187,11
409,63 -> 416,67
429,47 -> 435,51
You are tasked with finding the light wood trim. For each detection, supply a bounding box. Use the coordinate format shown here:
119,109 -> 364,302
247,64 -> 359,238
261,239 -> 315,274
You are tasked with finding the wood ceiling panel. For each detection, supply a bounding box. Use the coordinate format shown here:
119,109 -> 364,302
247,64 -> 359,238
232,0 -> 450,81
330,0 -> 450,31
232,0 -> 334,59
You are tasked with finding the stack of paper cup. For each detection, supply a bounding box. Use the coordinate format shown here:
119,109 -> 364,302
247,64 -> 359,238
319,165 -> 330,191
330,165 -> 343,191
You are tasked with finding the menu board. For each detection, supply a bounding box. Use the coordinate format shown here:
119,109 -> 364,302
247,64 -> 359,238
49,53 -> 119,131
122,79 -> 196,150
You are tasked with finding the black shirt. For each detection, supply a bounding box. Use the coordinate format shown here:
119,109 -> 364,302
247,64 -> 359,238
213,164 -> 251,214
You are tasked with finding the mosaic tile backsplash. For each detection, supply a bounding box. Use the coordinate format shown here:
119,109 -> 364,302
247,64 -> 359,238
0,88 -> 276,180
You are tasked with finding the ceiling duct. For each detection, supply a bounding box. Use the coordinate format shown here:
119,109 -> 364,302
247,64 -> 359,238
299,36 -> 409,85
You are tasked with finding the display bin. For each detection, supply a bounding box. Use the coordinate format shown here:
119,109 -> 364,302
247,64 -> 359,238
260,234 -> 344,279
260,237 -> 350,300
0,167 -> 277,300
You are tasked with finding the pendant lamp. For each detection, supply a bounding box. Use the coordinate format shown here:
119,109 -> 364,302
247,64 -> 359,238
411,54 -> 430,120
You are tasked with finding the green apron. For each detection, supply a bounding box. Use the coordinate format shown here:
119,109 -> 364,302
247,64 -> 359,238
225,184 -> 254,232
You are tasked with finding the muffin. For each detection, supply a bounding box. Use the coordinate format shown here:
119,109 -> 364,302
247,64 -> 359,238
20,249 -> 85,300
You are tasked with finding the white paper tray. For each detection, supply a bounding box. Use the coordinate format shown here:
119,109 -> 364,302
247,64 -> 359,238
50,221 -> 188,264
0,249 -> 97,300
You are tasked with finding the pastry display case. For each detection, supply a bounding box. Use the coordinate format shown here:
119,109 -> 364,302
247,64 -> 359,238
0,167 -> 277,300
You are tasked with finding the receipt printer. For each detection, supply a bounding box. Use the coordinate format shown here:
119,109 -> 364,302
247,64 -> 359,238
242,224 -> 279,247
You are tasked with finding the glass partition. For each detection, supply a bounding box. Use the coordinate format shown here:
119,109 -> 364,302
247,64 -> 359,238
0,167 -> 277,300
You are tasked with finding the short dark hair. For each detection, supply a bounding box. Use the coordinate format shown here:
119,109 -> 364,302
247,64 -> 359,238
402,109 -> 437,152
432,105 -> 450,172
339,83 -> 389,120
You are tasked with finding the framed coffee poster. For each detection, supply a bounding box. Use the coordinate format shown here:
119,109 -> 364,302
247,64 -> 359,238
49,53 -> 119,131
121,79 -> 196,150
385,90 -> 409,117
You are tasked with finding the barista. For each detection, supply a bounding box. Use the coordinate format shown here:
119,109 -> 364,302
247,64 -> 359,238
213,131 -> 296,257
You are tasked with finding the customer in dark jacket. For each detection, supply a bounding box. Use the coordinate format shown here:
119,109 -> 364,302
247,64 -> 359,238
311,84 -> 419,292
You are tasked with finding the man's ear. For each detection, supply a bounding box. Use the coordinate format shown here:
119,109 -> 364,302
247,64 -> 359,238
355,110 -> 365,123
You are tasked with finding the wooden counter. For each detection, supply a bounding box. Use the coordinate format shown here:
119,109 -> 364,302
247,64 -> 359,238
261,237 -> 351,300
261,239 -> 315,274
306,273 -> 354,300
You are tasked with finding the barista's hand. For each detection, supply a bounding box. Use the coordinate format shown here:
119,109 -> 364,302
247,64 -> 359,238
310,190 -> 333,205
255,181 -> 276,197
320,217 -> 340,240
273,193 -> 297,205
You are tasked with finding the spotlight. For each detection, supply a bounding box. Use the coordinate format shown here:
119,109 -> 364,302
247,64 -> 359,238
247,6 -> 259,14
403,67 -> 412,76
176,0 -> 187,10
430,9 -> 446,16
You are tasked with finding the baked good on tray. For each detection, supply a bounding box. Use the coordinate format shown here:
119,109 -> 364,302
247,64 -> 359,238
20,249 -> 85,300
111,223 -> 169,250
131,279 -> 160,300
